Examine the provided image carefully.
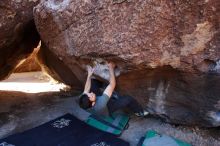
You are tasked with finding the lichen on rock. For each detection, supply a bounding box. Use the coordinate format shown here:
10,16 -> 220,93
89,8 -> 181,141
181,21 -> 215,56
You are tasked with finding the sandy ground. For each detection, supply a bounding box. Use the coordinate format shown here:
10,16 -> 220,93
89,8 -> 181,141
0,72 -> 219,146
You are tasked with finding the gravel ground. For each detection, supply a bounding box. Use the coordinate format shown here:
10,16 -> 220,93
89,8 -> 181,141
122,116 -> 220,146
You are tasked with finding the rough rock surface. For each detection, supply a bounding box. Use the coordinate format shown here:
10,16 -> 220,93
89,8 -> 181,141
34,0 -> 220,126
117,66 -> 220,127
0,0 -> 40,79
37,42 -> 84,89
15,45 -> 41,73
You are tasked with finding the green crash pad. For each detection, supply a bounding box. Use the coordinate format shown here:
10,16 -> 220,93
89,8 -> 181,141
86,113 -> 129,136
138,130 -> 191,146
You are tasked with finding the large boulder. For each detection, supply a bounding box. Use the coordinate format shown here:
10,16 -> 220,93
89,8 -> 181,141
34,0 -> 220,127
0,0 -> 40,79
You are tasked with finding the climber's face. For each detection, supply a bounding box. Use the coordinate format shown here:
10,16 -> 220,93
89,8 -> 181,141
87,92 -> 96,102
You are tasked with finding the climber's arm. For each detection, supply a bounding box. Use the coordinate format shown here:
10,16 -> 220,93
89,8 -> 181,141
103,62 -> 116,98
83,66 -> 94,93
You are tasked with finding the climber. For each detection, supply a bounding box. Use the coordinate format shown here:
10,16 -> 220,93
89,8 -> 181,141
78,61 -> 149,117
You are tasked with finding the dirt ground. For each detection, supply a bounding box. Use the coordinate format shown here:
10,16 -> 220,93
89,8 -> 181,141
0,72 -> 219,146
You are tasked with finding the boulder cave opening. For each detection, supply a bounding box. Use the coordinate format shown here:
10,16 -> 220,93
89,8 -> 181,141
0,43 -> 68,94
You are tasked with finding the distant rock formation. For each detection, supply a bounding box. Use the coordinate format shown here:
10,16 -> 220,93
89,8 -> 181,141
14,45 -> 41,73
